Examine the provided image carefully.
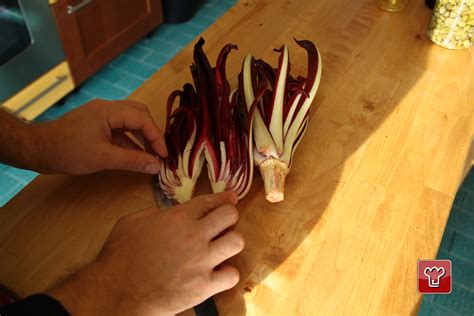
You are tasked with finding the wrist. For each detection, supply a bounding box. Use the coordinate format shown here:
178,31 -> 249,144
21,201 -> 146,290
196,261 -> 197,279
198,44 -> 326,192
47,262 -> 121,316
0,110 -> 34,169
16,120 -> 62,174
0,108 -> 56,172
19,123 -> 49,172
47,261 -> 166,316
26,122 -> 61,173
12,122 -> 56,173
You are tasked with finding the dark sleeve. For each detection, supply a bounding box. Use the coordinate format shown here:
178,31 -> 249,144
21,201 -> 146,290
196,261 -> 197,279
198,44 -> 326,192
0,294 -> 70,316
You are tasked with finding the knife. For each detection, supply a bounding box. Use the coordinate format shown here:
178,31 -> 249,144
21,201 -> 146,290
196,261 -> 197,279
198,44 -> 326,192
151,176 -> 219,316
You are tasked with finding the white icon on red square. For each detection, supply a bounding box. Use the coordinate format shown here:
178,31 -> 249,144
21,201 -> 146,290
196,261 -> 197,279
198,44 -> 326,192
417,259 -> 452,294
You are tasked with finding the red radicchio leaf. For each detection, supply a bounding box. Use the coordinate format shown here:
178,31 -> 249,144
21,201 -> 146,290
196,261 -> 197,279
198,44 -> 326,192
164,84 -> 199,170
286,38 -> 320,128
190,38 -> 218,176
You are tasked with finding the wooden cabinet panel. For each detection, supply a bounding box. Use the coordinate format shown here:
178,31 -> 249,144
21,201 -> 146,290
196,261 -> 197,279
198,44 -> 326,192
102,0 -> 149,34
74,1 -> 106,55
52,0 -> 163,85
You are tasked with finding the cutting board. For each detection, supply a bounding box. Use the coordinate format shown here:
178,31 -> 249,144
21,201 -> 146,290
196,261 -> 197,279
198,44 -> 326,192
0,0 -> 473,315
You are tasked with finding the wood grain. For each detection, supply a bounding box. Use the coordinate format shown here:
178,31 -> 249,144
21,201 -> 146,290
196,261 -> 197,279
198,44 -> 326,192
1,0 -> 473,315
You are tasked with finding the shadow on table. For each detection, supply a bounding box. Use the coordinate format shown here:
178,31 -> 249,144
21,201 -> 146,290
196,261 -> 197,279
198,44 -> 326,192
210,0 -> 436,315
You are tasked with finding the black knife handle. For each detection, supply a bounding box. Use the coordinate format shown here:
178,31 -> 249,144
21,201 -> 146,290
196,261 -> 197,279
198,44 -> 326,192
193,297 -> 218,316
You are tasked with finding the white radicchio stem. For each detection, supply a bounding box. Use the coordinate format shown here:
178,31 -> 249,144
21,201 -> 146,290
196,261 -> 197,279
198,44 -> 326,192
241,39 -> 322,203
158,84 -> 205,203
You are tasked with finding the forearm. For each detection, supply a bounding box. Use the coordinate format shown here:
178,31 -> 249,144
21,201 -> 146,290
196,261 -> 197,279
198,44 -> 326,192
0,109 -> 40,170
1,100 -> 168,175
47,263 -> 120,316
47,261 -> 156,316
0,262 -> 127,316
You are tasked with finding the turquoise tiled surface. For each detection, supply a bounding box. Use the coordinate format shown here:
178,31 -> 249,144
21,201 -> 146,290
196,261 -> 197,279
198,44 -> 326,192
0,0 -> 236,207
111,55 -> 159,79
419,168 -> 474,315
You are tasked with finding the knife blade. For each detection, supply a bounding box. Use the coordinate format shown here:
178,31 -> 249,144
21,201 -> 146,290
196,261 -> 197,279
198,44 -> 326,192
152,175 -> 175,209
151,176 -> 219,316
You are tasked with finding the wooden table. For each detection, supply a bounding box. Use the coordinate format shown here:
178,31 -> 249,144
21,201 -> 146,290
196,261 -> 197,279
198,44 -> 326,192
1,0 -> 473,314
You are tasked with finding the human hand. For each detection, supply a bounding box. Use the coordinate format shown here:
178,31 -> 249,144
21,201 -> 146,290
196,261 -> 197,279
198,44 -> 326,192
33,99 -> 167,175
48,192 -> 244,316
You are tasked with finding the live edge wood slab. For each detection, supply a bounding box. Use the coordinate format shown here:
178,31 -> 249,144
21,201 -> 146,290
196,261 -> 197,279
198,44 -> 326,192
1,0 -> 473,314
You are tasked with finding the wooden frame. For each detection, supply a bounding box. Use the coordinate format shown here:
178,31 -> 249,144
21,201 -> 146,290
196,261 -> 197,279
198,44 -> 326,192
51,0 -> 163,85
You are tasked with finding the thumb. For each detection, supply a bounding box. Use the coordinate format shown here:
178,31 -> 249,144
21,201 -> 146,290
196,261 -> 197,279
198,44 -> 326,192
104,145 -> 161,174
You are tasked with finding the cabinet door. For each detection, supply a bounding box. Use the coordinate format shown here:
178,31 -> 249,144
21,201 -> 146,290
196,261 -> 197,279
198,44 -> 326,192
52,0 -> 163,84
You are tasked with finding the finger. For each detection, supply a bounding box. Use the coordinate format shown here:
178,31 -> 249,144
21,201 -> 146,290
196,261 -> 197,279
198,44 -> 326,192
208,231 -> 245,267
130,130 -> 146,148
211,266 -> 240,294
106,106 -> 168,158
124,103 -> 165,153
112,132 -> 142,151
127,106 -> 166,156
120,100 -> 149,112
110,130 -> 147,150
103,145 -> 161,174
186,192 -> 238,219
201,204 -> 239,240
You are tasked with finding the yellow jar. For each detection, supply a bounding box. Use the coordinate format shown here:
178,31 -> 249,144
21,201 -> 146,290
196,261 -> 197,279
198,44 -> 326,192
427,0 -> 474,49
377,0 -> 409,12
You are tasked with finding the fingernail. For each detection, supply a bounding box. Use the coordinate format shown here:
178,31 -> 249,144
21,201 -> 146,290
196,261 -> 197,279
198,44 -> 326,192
145,163 -> 160,174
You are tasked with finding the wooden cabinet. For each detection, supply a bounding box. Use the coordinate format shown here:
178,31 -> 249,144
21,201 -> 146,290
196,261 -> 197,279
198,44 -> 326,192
52,0 -> 163,85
